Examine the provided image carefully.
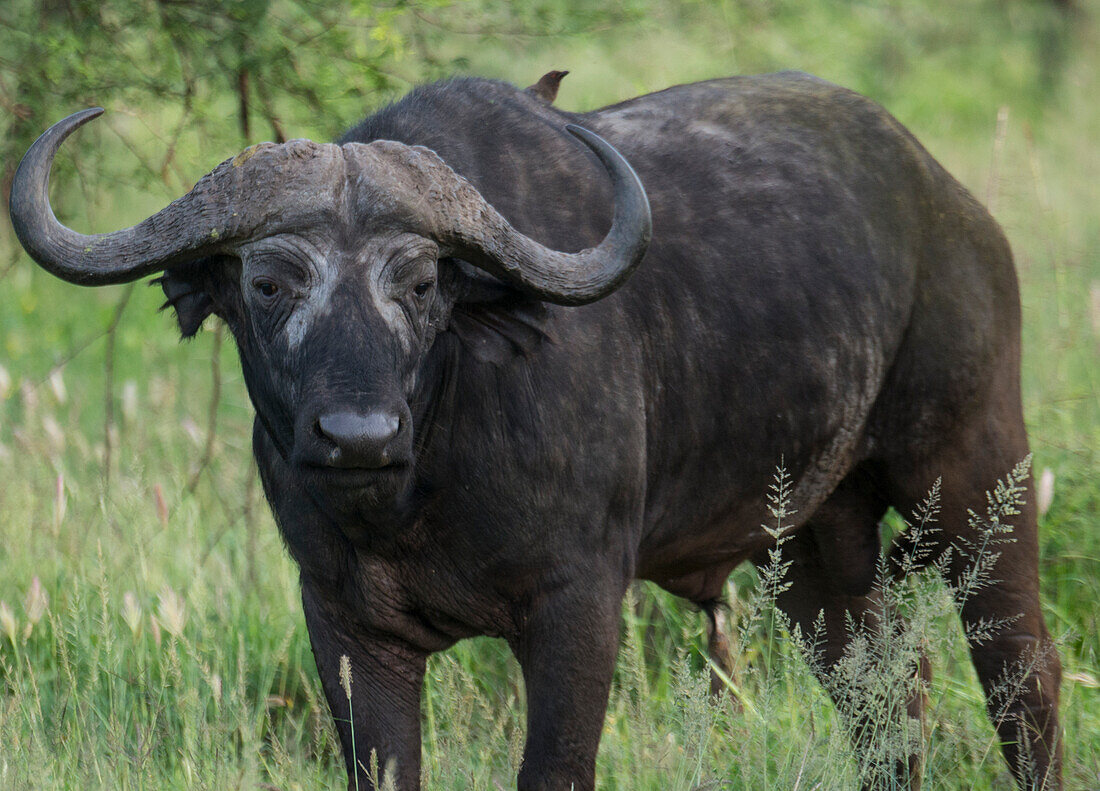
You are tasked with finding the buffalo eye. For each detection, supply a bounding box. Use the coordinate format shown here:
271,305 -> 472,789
253,278 -> 279,299
412,279 -> 434,301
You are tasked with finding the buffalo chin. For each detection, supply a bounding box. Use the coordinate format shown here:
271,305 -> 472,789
301,463 -> 415,523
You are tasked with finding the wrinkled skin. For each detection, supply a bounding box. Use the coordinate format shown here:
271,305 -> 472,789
154,73 -> 1058,790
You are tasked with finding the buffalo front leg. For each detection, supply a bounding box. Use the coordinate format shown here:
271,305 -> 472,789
302,584 -> 427,791
509,575 -> 625,791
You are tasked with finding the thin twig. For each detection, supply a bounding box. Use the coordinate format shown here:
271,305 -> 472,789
104,123 -> 166,190
255,77 -> 287,143
158,104 -> 193,186
102,283 -> 136,490
244,455 -> 260,590
237,67 -> 251,142
0,256 -> 18,282
186,321 -> 224,493
1022,124 -> 1066,330
985,105 -> 1009,215
409,8 -> 622,38
31,326 -> 112,389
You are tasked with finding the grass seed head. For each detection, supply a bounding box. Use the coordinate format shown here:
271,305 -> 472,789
122,592 -> 142,635
180,416 -> 204,446
41,415 -> 65,454
1036,468 -> 1055,518
121,379 -> 138,422
53,474 -> 66,530
156,586 -> 186,637
23,577 -> 48,626
153,484 -> 169,526
19,381 -> 37,418
47,370 -> 66,404
1090,280 -> 1100,337
340,654 -> 353,700
0,601 -> 17,646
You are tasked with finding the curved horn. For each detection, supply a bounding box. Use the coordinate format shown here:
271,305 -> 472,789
8,109 -> 331,286
14,110 -> 651,302
417,124 -> 651,306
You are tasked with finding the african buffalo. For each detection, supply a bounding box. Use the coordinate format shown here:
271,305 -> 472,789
10,71 -> 1060,790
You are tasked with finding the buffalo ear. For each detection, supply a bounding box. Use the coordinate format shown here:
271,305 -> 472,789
155,267 -> 215,338
445,259 -> 552,364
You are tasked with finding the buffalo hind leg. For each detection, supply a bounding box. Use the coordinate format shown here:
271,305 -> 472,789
762,516 -> 927,791
887,425 -> 1062,790
702,601 -> 737,699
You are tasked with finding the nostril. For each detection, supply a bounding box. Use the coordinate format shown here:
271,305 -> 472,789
314,410 -> 403,468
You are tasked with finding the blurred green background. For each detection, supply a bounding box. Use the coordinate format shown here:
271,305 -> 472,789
0,1 -> 1097,789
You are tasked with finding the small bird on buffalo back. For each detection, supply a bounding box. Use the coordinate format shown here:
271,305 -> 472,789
526,70 -> 569,104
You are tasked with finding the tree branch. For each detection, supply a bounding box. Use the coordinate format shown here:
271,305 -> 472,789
186,321 -> 224,493
102,283 -> 136,490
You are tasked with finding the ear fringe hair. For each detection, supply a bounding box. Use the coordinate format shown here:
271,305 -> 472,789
152,274 -> 213,338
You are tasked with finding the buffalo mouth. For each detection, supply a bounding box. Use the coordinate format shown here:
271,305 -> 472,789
296,459 -> 411,491
296,461 -> 415,519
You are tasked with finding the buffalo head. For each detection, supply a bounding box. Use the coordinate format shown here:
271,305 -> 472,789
10,108 -> 651,518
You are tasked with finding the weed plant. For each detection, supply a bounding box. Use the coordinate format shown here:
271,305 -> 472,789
324,458 -> 1054,790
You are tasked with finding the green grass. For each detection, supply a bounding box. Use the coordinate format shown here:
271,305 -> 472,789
1,1 -> 1098,788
